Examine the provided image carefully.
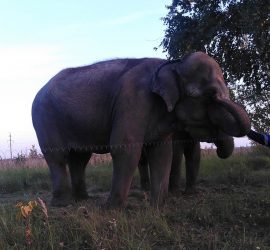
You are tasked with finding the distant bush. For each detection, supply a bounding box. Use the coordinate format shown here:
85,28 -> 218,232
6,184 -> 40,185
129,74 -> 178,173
28,145 -> 43,159
14,152 -> 27,166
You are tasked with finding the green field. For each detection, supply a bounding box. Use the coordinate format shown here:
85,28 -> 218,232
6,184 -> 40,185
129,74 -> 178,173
0,146 -> 269,249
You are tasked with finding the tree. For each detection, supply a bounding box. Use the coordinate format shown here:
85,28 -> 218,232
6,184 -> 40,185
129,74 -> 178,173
28,145 -> 39,159
161,0 -> 270,132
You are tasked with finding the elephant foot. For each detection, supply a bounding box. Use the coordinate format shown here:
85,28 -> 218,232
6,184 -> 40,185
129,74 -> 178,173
150,196 -> 166,208
51,193 -> 73,207
150,189 -> 168,208
183,186 -> 197,196
104,193 -> 126,209
140,181 -> 150,191
102,200 -> 124,210
169,184 -> 181,194
73,191 -> 89,202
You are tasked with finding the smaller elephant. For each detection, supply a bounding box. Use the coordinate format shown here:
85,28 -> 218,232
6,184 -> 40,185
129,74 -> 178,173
138,132 -> 200,194
139,131 -> 234,194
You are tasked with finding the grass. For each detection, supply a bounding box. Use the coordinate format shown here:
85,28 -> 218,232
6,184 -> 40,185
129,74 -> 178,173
0,167 -> 50,194
0,146 -> 269,249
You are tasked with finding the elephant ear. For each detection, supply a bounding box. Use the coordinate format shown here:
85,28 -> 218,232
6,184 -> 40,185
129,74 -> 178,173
151,63 -> 182,112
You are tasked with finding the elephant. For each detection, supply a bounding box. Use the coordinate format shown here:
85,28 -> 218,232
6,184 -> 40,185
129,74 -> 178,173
138,130 -> 234,195
138,131 -> 201,194
32,51 -> 250,207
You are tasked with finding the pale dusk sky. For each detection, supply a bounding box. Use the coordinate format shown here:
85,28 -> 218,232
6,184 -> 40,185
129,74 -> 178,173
0,1 -> 249,158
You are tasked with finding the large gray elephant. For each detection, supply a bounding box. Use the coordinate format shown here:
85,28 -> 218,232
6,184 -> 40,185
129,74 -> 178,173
32,52 -> 250,207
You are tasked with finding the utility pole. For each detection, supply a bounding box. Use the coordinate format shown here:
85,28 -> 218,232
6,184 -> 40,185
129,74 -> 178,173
8,133 -> 13,159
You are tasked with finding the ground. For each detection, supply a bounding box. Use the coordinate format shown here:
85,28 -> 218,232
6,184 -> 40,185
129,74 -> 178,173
0,146 -> 269,249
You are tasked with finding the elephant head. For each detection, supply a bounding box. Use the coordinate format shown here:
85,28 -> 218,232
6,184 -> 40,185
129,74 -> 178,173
151,52 -> 250,158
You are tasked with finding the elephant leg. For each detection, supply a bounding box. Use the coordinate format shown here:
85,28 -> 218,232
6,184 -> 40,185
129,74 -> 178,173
138,149 -> 150,191
184,141 -> 201,194
107,147 -> 142,208
147,142 -> 172,207
67,150 -> 92,201
43,151 -> 72,207
169,142 -> 184,192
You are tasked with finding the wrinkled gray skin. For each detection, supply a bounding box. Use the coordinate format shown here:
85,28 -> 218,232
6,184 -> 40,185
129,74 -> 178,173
32,52 -> 250,207
139,132 -> 202,194
139,131 -> 234,194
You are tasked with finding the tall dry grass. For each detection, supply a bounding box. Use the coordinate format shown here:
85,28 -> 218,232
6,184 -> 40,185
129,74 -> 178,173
0,153 -> 111,169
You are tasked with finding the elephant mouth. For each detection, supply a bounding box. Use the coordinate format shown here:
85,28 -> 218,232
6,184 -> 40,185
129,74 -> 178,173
183,97 -> 251,139
175,96 -> 250,159
185,125 -> 234,159
182,124 -> 219,142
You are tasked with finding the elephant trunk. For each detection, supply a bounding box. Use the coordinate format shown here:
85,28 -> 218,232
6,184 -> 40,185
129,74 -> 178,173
209,96 -> 251,137
214,132 -> 234,159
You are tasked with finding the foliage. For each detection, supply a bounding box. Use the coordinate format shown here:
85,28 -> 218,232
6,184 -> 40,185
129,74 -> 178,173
14,152 -> 27,165
28,145 -> 39,159
161,0 -> 270,131
15,198 -> 52,248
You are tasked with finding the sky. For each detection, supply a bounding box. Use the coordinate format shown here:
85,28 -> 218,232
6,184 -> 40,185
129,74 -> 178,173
0,1 -> 250,158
